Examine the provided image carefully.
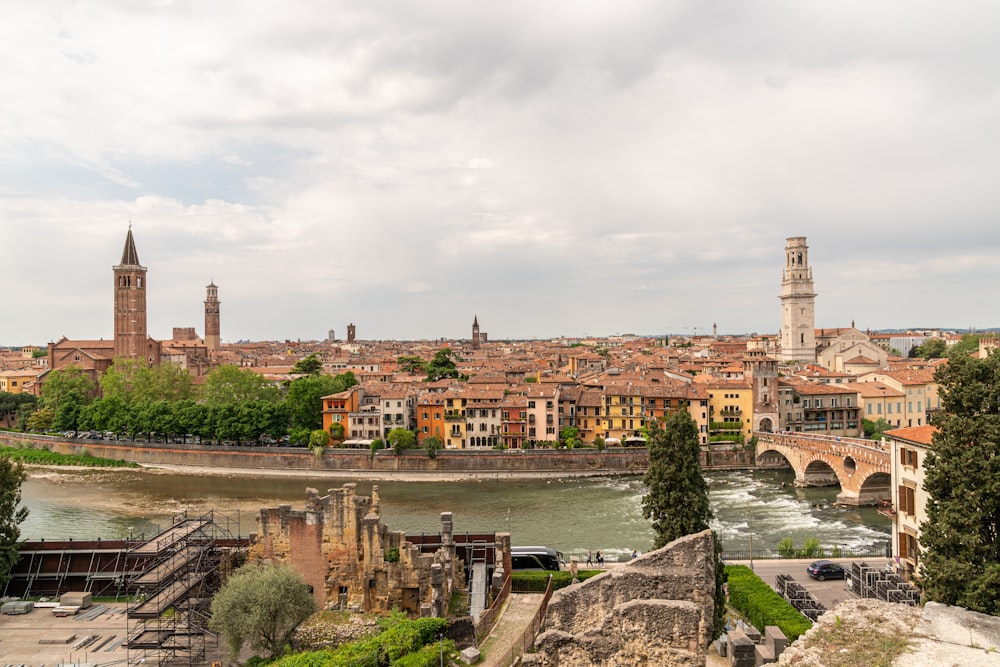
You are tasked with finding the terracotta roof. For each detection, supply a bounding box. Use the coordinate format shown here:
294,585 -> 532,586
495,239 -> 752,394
886,424 -> 938,446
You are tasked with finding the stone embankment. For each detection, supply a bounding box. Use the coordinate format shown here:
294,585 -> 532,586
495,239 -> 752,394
0,431 -> 655,480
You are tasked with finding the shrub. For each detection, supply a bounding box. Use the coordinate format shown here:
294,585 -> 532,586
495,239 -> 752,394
725,565 -> 811,641
777,537 -> 797,558
511,570 -> 603,592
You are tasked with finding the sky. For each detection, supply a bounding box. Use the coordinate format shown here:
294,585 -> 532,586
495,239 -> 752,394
3,1 -> 1000,346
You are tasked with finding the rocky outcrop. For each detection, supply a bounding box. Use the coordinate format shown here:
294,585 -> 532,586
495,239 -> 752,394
524,530 -> 716,666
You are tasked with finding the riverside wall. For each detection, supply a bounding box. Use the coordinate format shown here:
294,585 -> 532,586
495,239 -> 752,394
0,431 -> 756,479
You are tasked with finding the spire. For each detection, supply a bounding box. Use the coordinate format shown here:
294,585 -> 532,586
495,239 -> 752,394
473,315 -> 479,327
119,227 -> 141,266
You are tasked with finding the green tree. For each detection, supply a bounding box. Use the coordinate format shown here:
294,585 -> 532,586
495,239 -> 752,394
201,365 -> 281,405
920,349 -> 1000,614
910,337 -> 947,359
24,407 -> 54,432
642,411 -> 726,638
425,348 -> 460,382
0,456 -> 28,590
862,417 -> 893,441
39,366 -> 97,416
209,562 -> 317,659
560,426 -> 579,449
291,353 -> 324,376
309,429 -> 330,449
0,393 -> 36,427
423,435 -> 442,459
948,333 -> 981,357
388,427 -> 416,455
397,355 -> 427,375
642,412 -> 712,547
284,373 -> 356,433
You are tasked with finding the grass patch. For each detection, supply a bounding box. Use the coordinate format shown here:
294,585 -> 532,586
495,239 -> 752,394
0,446 -> 138,468
806,623 -> 911,667
511,570 -> 603,592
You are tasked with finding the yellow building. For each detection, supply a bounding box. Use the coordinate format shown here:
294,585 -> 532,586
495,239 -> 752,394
0,369 -> 40,395
706,381 -> 754,443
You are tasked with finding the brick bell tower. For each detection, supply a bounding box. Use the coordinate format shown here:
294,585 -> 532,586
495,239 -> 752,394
204,281 -> 221,353
779,236 -> 817,363
113,225 -> 148,361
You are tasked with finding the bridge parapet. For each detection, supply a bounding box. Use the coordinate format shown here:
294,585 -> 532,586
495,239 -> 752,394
753,431 -> 891,506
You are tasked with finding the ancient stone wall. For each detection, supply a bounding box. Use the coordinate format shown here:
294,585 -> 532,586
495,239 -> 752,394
524,530 -> 716,667
248,484 -> 460,616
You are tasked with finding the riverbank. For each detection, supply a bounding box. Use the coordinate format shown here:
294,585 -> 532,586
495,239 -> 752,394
0,431 -> 757,481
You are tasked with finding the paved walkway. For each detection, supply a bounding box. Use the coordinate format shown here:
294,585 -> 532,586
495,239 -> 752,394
478,593 -> 545,667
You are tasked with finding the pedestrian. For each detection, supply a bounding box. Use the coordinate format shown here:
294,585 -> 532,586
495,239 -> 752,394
631,549 -> 638,560
586,550 -> 593,566
596,550 -> 604,566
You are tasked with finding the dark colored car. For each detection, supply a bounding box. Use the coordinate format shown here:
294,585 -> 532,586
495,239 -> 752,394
511,546 -> 565,572
807,560 -> 846,581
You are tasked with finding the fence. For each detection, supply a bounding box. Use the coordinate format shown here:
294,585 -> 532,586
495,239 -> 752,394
474,575 -> 512,645
722,544 -> 891,561
492,574 -> 555,667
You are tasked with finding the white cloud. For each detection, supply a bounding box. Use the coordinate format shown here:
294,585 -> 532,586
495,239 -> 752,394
3,1 -> 1000,343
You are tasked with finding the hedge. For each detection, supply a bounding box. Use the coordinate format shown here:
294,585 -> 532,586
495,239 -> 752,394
511,570 -> 603,592
724,565 -> 811,641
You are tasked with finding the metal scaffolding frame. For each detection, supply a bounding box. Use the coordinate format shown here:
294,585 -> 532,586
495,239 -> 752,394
125,509 -> 244,666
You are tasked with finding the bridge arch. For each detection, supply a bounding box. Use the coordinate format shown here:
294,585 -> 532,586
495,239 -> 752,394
857,472 -> 891,505
802,459 -> 842,487
754,432 -> 891,506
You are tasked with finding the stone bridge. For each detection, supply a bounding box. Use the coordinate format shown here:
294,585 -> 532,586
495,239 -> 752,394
754,431 -> 891,506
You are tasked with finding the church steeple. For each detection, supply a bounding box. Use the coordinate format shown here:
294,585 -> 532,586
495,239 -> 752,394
114,226 -> 148,362
472,315 -> 481,350
119,225 -> 141,266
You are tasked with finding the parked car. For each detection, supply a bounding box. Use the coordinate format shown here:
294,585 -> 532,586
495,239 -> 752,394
807,560 -> 846,581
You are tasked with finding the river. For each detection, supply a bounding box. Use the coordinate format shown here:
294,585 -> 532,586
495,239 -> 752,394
18,466 -> 890,562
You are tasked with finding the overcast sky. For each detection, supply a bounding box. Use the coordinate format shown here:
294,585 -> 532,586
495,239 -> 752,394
3,1 -> 999,346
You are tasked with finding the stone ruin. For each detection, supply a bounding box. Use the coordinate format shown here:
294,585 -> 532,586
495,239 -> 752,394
249,483 -> 464,617
523,530 -> 717,667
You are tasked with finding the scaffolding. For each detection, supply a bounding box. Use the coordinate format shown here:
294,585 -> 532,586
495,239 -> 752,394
126,509 -> 244,666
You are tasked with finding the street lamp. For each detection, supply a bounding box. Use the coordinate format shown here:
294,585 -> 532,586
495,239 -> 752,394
747,504 -> 754,571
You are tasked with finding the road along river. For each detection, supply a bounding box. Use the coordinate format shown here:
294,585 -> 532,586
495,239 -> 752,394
19,466 -> 889,562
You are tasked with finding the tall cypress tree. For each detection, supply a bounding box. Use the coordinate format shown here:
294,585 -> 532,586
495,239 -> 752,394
641,410 -> 724,637
642,410 -> 712,547
920,349 -> 1000,614
0,457 -> 28,589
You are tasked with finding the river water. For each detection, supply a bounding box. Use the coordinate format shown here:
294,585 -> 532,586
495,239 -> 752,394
18,467 -> 890,562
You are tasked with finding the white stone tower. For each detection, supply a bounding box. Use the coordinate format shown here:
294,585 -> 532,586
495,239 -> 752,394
779,236 -> 817,363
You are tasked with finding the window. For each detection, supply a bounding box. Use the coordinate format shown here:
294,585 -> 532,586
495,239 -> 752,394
867,404 -> 873,415
831,398 -> 838,407
900,448 -> 918,468
528,401 -> 535,409
898,485 -> 916,517
877,404 -> 882,414
802,399 -> 810,408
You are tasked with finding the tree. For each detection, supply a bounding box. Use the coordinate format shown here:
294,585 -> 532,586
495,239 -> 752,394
397,355 -> 427,375
209,562 -> 316,659
910,337 -> 947,359
425,348 -> 460,382
284,373 -> 356,433
201,365 -> 281,405
560,426 -> 579,449
423,435 -> 442,459
0,456 -> 28,590
920,349 -> 1000,614
329,421 -> 345,441
948,333 -> 981,358
388,427 -> 416,455
291,353 -> 324,376
309,429 -> 330,449
642,411 -> 726,638
39,365 -> 97,416
862,417 -> 892,441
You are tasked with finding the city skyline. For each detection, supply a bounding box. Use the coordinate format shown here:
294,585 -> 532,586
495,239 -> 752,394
4,3 -> 1000,345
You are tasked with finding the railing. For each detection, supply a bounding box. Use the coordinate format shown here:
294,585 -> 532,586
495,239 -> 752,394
722,544 -> 891,561
474,575 -> 512,645
492,574 -> 554,667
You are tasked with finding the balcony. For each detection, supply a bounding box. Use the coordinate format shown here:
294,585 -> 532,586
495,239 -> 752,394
444,411 -> 465,421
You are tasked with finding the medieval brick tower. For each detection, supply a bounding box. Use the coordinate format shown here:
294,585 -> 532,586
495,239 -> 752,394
779,236 -> 817,363
472,315 -> 480,350
744,345 -> 779,432
113,227 -> 148,361
347,323 -> 356,343
204,281 -> 221,353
